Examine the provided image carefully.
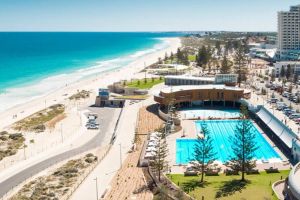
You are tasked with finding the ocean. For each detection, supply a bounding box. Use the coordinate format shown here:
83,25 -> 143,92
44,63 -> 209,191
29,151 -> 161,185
0,32 -> 182,111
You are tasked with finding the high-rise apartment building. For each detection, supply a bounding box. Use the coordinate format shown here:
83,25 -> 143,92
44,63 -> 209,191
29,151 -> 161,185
278,5 -> 300,60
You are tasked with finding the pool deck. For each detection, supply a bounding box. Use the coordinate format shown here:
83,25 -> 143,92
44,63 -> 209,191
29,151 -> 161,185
166,114 -> 292,174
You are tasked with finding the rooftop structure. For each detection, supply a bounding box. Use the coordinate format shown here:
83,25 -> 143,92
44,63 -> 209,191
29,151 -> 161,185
164,74 -> 238,86
284,162 -> 300,200
154,85 -> 250,106
277,5 -> 300,60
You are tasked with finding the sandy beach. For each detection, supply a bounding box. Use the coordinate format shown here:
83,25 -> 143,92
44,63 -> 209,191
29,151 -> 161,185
0,37 -> 181,130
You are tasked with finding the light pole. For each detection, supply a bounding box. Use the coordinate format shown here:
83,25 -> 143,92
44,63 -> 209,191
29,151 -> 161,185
94,177 -> 98,200
119,143 -> 122,169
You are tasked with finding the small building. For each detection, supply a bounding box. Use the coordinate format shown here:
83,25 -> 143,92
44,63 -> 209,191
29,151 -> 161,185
164,74 -> 238,86
165,75 -> 215,86
95,88 -> 124,107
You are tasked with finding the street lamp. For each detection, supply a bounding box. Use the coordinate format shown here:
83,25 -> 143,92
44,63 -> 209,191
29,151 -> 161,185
94,177 -> 98,200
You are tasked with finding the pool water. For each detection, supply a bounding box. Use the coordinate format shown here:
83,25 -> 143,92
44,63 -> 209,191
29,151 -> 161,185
181,108 -> 240,119
176,120 -> 281,164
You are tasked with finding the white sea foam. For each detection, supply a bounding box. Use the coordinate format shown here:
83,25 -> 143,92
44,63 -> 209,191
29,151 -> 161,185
0,38 -> 170,112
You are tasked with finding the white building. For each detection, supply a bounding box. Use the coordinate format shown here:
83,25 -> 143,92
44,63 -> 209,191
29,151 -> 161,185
278,5 -> 300,60
164,74 -> 238,86
274,61 -> 300,77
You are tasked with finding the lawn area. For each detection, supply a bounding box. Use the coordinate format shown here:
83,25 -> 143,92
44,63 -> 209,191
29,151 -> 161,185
125,78 -> 164,89
188,54 -> 196,62
168,170 -> 290,200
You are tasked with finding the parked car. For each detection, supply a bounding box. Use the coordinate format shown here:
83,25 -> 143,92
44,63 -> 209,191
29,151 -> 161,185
87,124 -> 99,129
289,113 -> 300,119
294,118 -> 300,124
282,92 -> 290,97
270,98 -> 278,103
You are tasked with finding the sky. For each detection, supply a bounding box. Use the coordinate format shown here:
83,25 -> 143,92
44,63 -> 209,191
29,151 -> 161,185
0,0 -> 299,32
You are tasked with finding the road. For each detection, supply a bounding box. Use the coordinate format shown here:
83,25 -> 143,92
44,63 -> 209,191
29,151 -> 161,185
0,107 -> 121,198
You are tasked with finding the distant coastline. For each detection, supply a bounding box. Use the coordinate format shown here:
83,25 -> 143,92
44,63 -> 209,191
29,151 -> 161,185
0,32 -> 182,112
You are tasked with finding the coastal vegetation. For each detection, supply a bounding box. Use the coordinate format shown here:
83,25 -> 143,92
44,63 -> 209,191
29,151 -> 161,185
168,170 -> 289,200
10,153 -> 98,200
14,104 -> 65,132
0,131 -> 25,161
68,90 -> 90,100
125,77 -> 164,89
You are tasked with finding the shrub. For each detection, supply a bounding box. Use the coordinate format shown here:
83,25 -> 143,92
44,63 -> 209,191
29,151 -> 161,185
9,133 -> 23,140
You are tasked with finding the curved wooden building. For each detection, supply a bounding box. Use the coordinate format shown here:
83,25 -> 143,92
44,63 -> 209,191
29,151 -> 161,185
154,85 -> 250,106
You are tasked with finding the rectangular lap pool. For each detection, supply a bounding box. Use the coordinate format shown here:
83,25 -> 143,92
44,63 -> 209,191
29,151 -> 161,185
181,108 -> 240,119
176,120 -> 281,164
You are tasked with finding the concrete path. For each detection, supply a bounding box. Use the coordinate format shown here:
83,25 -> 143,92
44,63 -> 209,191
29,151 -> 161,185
70,101 -> 142,200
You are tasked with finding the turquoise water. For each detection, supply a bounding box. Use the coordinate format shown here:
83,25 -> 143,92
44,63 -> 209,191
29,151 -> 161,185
181,108 -> 240,119
176,120 -> 281,164
0,32 -> 183,111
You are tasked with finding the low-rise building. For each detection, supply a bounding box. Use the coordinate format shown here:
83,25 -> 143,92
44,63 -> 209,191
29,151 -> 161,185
154,85 -> 250,107
164,74 -> 238,86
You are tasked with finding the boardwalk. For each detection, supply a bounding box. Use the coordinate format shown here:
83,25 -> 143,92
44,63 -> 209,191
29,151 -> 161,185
104,105 -> 163,200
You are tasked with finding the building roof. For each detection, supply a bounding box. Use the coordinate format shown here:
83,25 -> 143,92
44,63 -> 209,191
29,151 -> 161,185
288,162 -> 300,199
256,106 -> 298,148
165,75 -> 215,82
159,85 -> 244,94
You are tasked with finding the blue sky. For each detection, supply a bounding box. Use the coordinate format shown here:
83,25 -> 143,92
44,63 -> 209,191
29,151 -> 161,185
0,0 -> 299,32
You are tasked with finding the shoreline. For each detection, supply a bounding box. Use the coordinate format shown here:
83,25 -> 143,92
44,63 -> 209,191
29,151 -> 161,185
0,37 -> 181,130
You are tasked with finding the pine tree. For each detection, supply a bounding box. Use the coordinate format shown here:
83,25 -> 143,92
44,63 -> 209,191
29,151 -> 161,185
226,105 -> 258,181
220,54 -> 230,74
164,52 -> 168,61
286,64 -> 292,80
215,41 -> 222,56
234,45 -> 247,86
280,67 -> 285,78
193,122 -> 216,183
152,132 -> 169,181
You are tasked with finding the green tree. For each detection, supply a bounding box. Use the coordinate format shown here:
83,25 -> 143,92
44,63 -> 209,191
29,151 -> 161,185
293,74 -> 299,84
286,64 -> 292,80
170,52 -> 174,63
226,105 -> 258,181
152,132 -> 169,181
158,57 -> 163,64
220,54 -> 230,74
234,45 -> 247,86
193,122 -> 216,183
215,41 -> 222,56
164,52 -> 168,61
280,67 -> 285,78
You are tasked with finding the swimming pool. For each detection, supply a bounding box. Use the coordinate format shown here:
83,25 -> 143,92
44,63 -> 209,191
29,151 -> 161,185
176,120 -> 281,164
180,108 -> 240,119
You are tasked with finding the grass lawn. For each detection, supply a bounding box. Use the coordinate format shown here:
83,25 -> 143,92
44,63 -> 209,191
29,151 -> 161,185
125,78 -> 164,89
188,54 -> 196,62
114,95 -> 149,100
168,170 -> 290,200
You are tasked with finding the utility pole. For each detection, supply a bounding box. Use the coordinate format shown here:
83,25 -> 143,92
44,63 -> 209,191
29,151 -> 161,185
94,177 -> 98,200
